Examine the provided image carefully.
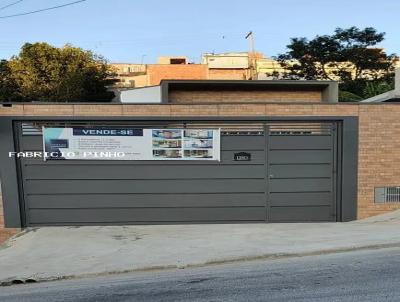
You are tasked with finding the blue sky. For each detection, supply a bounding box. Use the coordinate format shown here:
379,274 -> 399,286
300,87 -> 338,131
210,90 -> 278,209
0,0 -> 399,63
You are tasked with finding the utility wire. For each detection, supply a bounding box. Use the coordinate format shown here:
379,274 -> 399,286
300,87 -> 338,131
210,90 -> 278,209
0,0 -> 86,19
0,0 -> 23,11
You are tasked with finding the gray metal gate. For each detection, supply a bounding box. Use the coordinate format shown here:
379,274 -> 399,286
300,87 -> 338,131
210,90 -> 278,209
17,122 -> 267,225
266,123 -> 337,222
16,121 -> 338,226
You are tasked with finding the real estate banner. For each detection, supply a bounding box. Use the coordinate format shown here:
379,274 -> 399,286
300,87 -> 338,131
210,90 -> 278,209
42,127 -> 220,161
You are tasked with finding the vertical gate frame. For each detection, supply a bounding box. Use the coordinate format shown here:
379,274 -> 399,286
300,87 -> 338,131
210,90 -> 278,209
264,124 -> 270,222
331,122 -> 338,221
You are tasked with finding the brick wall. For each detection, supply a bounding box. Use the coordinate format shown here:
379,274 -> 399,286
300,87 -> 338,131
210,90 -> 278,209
208,68 -> 249,80
169,90 -> 322,103
1,103 -> 400,224
147,64 -> 208,86
113,64 -> 251,87
357,105 -> 400,218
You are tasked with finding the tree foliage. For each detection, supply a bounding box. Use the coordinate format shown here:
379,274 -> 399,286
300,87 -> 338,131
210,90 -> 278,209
276,27 -> 398,101
338,91 -> 363,102
0,60 -> 18,101
0,43 -> 115,102
363,80 -> 394,99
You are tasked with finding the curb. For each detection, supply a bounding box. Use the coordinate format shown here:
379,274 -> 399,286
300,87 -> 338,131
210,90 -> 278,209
2,241 -> 400,286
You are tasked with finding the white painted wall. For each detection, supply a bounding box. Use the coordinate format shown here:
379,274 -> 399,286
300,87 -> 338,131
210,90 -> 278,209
113,86 -> 162,103
202,53 -> 249,69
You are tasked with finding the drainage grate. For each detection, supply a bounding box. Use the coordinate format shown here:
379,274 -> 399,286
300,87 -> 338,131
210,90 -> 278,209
375,187 -> 400,203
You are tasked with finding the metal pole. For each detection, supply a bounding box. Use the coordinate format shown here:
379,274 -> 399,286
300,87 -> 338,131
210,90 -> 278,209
245,31 -> 257,80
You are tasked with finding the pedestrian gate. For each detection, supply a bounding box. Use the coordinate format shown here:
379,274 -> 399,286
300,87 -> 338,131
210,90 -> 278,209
267,123 -> 337,222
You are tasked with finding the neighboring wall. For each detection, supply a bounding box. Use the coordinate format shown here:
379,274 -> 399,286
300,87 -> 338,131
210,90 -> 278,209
117,86 -> 161,103
208,69 -> 249,80
113,65 -> 251,88
169,90 -> 322,103
147,65 -> 208,86
0,103 -> 400,240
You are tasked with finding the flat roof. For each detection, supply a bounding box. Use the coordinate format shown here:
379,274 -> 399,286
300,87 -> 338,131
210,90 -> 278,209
160,79 -> 335,87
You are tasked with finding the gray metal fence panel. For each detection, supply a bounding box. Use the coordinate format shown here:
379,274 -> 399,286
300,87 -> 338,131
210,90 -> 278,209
19,130 -> 267,225
267,123 -> 336,222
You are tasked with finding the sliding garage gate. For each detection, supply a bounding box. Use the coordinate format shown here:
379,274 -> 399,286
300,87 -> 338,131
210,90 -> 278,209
16,121 -> 338,225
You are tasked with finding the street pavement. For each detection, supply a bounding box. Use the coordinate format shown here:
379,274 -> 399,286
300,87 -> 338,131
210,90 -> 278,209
1,246 -> 400,302
1,210 -> 400,284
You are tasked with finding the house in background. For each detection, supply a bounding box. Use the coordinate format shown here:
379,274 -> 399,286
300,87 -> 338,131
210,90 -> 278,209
111,51 -> 399,90
110,56 -> 208,88
110,52 -> 269,89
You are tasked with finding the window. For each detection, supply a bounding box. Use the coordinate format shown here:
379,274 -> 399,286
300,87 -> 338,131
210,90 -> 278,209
170,58 -> 186,64
375,187 -> 400,203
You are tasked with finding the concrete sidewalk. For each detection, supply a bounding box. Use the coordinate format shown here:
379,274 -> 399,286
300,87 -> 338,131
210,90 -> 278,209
1,211 -> 400,285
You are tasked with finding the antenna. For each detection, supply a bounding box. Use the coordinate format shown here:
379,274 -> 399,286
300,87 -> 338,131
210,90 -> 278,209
245,31 -> 257,80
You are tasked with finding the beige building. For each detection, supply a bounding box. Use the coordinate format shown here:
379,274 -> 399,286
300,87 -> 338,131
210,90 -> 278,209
202,52 -> 249,69
110,63 -> 147,88
256,57 -> 286,78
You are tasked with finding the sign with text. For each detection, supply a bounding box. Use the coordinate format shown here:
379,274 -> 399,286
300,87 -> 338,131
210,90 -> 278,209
43,127 -> 220,161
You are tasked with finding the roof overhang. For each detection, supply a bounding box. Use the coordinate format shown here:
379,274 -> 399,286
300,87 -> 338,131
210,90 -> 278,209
160,80 -> 338,103
362,90 -> 400,103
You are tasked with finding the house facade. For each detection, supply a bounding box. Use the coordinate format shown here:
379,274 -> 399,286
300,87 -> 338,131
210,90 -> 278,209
1,80 -> 399,243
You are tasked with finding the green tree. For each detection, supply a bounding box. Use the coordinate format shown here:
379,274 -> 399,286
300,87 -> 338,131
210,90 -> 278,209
363,80 -> 394,99
338,91 -> 363,102
276,27 -> 398,101
2,43 -> 115,102
0,60 -> 19,101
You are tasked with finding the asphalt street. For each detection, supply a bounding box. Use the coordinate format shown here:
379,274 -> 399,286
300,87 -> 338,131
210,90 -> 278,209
1,247 -> 400,302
